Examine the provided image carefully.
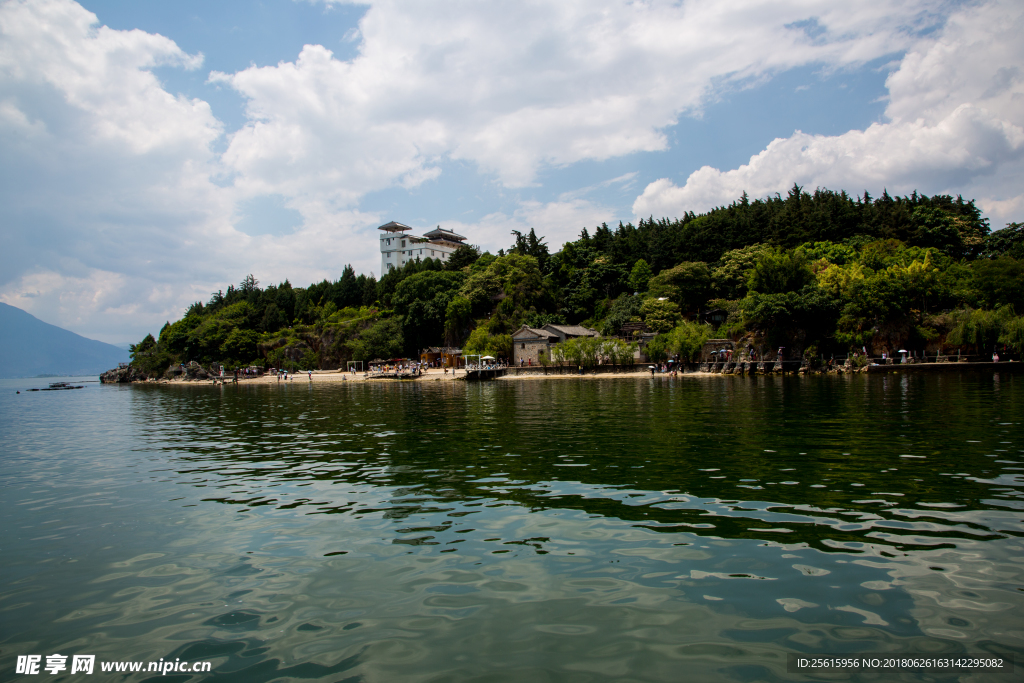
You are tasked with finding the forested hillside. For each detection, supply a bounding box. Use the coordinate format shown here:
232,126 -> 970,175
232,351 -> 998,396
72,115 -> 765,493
129,186 -> 1024,375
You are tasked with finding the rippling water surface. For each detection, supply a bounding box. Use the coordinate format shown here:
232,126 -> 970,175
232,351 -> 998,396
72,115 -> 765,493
1,373 -> 1022,681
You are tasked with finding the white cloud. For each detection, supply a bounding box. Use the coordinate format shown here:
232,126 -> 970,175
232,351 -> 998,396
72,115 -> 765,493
222,0 -> 940,194
0,0 -> 210,152
0,0 -> 384,341
3,0 -> 1014,345
0,0 -> 236,340
0,267 -> 187,343
633,0 -> 1024,226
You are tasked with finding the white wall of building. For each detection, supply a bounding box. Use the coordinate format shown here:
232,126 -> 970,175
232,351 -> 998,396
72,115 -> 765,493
379,226 -> 462,274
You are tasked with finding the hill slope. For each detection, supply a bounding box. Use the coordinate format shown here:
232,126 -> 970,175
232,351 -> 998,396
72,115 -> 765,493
0,303 -> 129,378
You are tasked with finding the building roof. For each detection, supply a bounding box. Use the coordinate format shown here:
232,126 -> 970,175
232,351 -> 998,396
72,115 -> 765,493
378,221 -> 413,232
423,226 -> 467,242
511,325 -> 555,340
543,324 -> 599,337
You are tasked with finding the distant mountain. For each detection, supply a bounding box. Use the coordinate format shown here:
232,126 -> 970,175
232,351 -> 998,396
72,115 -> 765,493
0,303 -> 129,378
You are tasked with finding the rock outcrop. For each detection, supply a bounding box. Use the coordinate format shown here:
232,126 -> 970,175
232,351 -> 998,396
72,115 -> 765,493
100,365 -> 149,383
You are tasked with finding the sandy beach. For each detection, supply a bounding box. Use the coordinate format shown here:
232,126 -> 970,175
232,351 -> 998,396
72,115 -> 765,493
157,367 -> 663,386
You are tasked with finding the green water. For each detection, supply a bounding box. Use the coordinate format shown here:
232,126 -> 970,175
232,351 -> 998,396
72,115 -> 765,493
1,373 -> 1021,681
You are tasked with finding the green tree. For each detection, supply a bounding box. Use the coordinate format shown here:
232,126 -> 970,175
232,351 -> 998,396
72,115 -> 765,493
946,307 -> 1013,352
239,274 -> 260,294
160,313 -> 203,355
445,244 -> 482,271
794,241 -> 858,265
711,244 -> 771,299
911,204 -> 988,259
972,257 -> 1024,309
743,286 -> 841,351
130,333 -> 156,359
300,349 -> 319,370
220,328 -> 259,363
510,228 -> 550,271
640,297 -> 681,333
981,222 -> 1024,260
464,328 -> 512,360
747,249 -> 814,294
666,321 -> 712,361
261,303 -> 287,333
628,258 -> 653,293
607,339 -> 638,366
444,296 -> 472,346
350,317 -> 404,361
393,270 -> 466,353
647,261 -> 711,312
460,253 -> 547,318
361,274 -> 378,306
644,335 -> 669,362
551,337 -> 601,368
600,294 -> 642,336
129,333 -> 173,375
998,314 -> 1024,353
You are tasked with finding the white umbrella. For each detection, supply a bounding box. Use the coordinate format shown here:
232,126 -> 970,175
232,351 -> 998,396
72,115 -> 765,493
481,355 -> 496,360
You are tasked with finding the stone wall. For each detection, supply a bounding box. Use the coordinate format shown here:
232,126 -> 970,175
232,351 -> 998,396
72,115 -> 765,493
512,340 -> 549,366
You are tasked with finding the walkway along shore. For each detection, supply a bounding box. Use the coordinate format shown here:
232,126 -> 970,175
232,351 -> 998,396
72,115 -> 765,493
101,359 -> 1022,386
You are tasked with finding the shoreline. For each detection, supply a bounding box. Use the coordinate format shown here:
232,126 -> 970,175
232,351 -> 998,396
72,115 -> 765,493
114,359 -> 1022,387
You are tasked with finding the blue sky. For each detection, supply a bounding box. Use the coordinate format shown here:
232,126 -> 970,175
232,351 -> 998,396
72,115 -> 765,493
1,0 -> 1022,343
80,0 -> 895,228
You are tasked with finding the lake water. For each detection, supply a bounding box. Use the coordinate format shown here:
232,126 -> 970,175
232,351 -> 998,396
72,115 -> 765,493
1,373 -> 1022,682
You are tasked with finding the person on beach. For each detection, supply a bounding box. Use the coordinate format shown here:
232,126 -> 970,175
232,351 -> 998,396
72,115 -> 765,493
308,370 -> 312,381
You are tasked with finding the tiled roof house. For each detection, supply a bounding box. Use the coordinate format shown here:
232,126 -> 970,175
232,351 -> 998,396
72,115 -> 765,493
511,324 -> 599,365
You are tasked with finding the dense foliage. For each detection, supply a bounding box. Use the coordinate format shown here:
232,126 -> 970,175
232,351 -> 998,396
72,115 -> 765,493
130,188 -> 1024,375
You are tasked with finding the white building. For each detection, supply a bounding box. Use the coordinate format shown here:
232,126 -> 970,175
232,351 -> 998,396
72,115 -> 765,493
378,221 -> 468,274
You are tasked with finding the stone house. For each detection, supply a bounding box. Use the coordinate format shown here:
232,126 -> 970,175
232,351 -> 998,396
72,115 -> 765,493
511,324 -> 599,365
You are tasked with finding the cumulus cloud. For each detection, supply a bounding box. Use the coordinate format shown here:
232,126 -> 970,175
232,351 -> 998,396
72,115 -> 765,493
0,0 -> 234,340
0,0 -> 380,340
223,0 -> 940,192
1,0 -> 1009,344
633,0 -> 1024,225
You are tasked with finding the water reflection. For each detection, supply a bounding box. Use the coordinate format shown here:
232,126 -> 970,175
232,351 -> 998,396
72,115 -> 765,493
0,374 -> 1021,681
138,375 -> 1024,555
